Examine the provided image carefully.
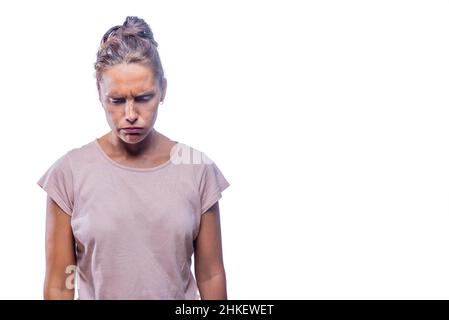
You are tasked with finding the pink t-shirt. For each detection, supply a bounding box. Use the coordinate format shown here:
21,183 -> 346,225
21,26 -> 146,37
37,138 -> 230,300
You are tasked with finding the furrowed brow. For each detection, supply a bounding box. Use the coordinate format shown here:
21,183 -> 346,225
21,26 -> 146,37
106,91 -> 155,99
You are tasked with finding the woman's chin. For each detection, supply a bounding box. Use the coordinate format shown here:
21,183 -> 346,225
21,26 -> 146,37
120,132 -> 146,143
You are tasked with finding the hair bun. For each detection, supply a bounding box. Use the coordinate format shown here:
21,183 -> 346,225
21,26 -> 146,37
124,16 -> 140,26
121,16 -> 158,47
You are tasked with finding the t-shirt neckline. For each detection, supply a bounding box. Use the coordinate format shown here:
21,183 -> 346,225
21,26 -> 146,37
93,138 -> 179,172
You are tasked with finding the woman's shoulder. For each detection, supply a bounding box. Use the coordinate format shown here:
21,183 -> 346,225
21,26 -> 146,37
63,139 -> 99,164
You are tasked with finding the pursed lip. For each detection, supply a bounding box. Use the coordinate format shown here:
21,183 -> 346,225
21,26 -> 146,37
122,127 -> 144,133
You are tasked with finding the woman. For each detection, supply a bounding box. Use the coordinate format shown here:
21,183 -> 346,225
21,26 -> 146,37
37,16 -> 230,300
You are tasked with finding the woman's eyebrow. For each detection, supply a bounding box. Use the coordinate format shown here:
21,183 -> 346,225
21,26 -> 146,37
106,91 -> 155,98
135,91 -> 155,97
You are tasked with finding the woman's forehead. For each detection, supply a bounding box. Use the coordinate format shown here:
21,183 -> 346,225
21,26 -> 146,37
101,81 -> 157,97
100,64 -> 158,95
102,63 -> 155,83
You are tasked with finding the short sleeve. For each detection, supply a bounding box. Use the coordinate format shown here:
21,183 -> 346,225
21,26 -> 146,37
199,161 -> 230,215
36,152 -> 74,217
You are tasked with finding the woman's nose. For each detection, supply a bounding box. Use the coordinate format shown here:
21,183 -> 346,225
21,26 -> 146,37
125,100 -> 138,121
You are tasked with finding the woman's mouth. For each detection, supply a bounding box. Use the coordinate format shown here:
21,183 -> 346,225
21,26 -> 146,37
122,128 -> 144,134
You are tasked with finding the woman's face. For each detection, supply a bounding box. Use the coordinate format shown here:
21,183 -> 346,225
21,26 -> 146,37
97,63 -> 167,144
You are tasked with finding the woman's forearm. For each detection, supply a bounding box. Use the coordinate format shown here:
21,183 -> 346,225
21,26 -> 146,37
44,287 -> 75,300
197,272 -> 227,300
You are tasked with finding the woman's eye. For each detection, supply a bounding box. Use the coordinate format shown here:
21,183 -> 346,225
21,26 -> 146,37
111,99 -> 125,104
109,95 -> 153,105
136,96 -> 152,103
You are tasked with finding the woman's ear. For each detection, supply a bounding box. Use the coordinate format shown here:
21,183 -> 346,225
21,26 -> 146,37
160,78 -> 167,102
97,86 -> 101,102
97,83 -> 105,106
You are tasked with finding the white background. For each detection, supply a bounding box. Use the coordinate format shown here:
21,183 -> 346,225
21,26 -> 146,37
0,0 -> 448,299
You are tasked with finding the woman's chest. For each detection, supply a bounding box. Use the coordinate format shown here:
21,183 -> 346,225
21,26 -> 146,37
70,169 -> 201,248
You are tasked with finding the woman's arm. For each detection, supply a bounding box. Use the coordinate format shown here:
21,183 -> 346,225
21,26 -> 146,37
193,201 -> 227,300
44,195 -> 77,300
